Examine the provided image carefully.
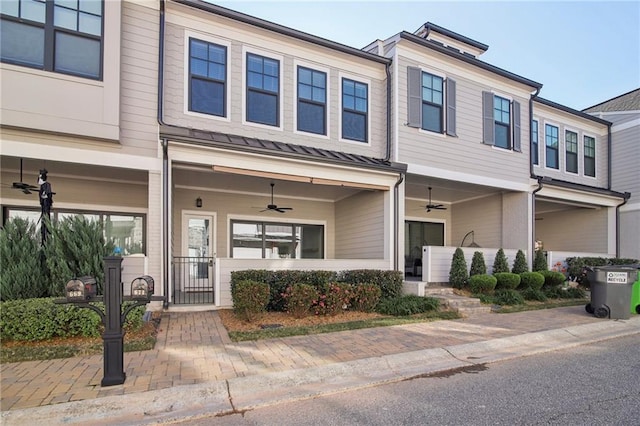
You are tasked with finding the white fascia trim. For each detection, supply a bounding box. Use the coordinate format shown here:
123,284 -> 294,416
406,163 -> 531,192
612,117 -> 640,132
537,186 -> 623,207
0,140 -> 162,171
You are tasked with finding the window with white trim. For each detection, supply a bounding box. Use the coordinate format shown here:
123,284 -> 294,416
565,130 -> 578,173
188,38 -> 226,117
584,135 -> 596,177
407,67 -> 456,136
482,92 -> 521,151
545,124 -> 559,169
246,52 -> 280,126
532,120 -> 539,165
231,220 -> 324,259
341,78 -> 368,142
297,66 -> 326,135
1,0 -> 103,79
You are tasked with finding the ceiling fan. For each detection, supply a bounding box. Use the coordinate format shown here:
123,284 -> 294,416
11,158 -> 39,194
424,186 -> 447,212
260,183 -> 292,213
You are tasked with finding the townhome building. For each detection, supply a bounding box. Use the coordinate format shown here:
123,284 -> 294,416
584,89 -> 640,260
1,1 -> 630,309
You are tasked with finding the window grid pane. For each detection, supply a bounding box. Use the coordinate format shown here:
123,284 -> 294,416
532,120 -> 539,165
189,38 -> 226,117
342,78 -> 368,142
546,124 -> 559,169
246,53 -> 280,126
584,136 -> 596,177
297,66 -> 326,135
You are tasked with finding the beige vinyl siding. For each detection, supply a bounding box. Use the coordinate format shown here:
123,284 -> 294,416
501,192 -> 530,250
147,171 -> 162,290
536,208 -> 609,253
451,193 -> 503,249
533,101 -> 609,188
119,1 -> 160,158
619,211 -> 640,259
161,9 -> 388,159
335,191 -> 385,259
611,125 -> 640,197
395,53 -> 531,183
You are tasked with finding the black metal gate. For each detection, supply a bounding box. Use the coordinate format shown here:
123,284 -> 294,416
172,256 -> 214,304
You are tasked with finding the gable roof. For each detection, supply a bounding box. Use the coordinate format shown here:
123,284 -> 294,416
535,97 -> 611,126
583,88 -> 640,113
159,125 -> 406,173
417,22 -> 489,52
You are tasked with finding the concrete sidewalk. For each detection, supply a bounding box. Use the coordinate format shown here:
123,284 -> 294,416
2,305 -> 639,425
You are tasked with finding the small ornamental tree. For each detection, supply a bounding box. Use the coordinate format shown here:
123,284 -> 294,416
533,249 -> 548,272
469,251 -> 487,276
511,250 -> 528,274
492,248 -> 509,274
448,248 -> 468,289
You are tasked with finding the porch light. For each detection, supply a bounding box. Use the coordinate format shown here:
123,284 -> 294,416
196,197 -> 202,208
460,230 -> 481,248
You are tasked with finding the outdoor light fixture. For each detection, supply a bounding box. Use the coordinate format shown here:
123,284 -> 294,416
460,230 -> 481,248
196,197 -> 202,208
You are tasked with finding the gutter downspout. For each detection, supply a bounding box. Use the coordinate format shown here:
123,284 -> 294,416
607,123 -> 612,190
531,177 -> 544,267
529,88 -> 542,270
394,173 -> 404,271
529,87 -> 541,179
615,192 -> 630,258
158,0 -> 169,308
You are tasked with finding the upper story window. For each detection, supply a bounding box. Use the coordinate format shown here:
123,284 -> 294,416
246,52 -> 279,126
532,120 -> 539,165
341,78 -> 368,142
1,0 -> 103,79
189,38 -> 226,117
297,66 -> 326,135
407,67 -> 457,136
584,135 -> 596,177
493,96 -> 511,149
545,124 -> 559,169
565,130 -> 578,173
482,92 -> 521,151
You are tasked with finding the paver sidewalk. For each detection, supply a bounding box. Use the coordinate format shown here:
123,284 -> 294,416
0,305 -> 613,411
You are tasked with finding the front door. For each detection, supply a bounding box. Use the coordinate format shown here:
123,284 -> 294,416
175,213 -> 215,304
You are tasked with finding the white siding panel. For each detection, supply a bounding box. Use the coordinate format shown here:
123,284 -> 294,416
335,191 -> 385,259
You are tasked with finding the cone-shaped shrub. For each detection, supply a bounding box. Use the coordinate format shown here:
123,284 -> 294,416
533,249 -> 548,272
449,248 -> 468,289
470,251 -> 487,276
511,250 -> 528,274
492,248 -> 509,274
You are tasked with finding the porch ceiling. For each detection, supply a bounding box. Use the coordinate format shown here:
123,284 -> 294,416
405,174 -> 505,205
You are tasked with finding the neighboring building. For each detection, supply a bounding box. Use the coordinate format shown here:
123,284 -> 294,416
0,1 -> 630,308
584,89 -> 640,260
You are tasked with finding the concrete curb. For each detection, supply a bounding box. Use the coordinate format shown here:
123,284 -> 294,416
2,317 -> 639,425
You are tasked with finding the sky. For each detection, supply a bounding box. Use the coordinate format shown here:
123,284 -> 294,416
214,1 -> 640,111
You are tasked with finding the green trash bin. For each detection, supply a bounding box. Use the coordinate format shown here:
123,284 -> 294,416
585,266 -> 638,320
632,275 -> 640,315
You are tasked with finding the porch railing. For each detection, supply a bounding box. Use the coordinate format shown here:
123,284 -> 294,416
172,256 -> 214,305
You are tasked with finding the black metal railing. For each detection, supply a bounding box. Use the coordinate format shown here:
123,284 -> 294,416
172,256 -> 214,304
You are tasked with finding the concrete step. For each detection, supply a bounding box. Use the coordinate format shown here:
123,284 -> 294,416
426,292 -> 492,315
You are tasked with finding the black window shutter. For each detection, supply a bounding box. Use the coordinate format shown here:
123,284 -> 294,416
512,100 -> 521,152
482,91 -> 494,145
446,78 -> 457,137
407,67 -> 422,128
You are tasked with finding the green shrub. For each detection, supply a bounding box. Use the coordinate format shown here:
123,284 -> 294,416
470,251 -> 487,276
511,250 -> 528,274
519,272 -> 545,290
493,272 -> 521,290
543,285 -> 564,299
520,287 -> 547,301
449,248 -> 468,289
0,298 -> 145,342
564,287 -> 587,299
376,295 -> 440,316
492,249 -> 510,274
468,274 -> 497,294
231,280 -> 270,322
341,270 -> 403,301
494,289 -> 525,305
283,284 -> 318,319
314,283 -> 351,316
533,250 -> 548,272
540,271 -> 566,287
0,218 -> 47,301
350,284 -> 382,312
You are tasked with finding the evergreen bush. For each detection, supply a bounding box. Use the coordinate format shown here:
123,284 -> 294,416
376,295 -> 440,316
350,284 -> 382,312
511,250 -> 528,274
494,289 -> 525,305
520,287 -> 547,302
492,248 -> 510,273
282,283 -> 318,319
231,280 -> 270,322
0,218 -> 47,301
493,272 -> 521,290
341,270 -> 403,301
469,251 -> 487,276
314,282 -> 352,316
533,250 -> 548,272
540,271 -> 566,288
468,274 -> 497,294
519,271 -> 545,290
448,248 -> 468,289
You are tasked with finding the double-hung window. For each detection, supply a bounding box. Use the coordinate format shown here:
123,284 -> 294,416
584,136 -> 596,177
231,220 -> 324,259
189,38 -> 226,117
342,78 -> 368,142
565,130 -> 578,173
545,124 -> 559,169
1,0 -> 103,79
297,66 -> 326,135
407,67 -> 457,136
246,53 -> 279,126
482,92 -> 521,151
532,120 -> 539,165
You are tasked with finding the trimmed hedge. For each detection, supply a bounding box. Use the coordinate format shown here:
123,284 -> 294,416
0,298 -> 145,342
282,283 -> 318,319
376,295 -> 440,316
519,272 -> 545,290
231,280 -> 270,322
469,274 -> 497,294
539,271 -> 567,287
340,270 -> 403,301
493,272 -> 521,290
350,284 -> 382,313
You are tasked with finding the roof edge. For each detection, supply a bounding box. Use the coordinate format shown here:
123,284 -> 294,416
582,87 -> 640,112
171,0 -> 391,65
535,97 -> 611,126
423,22 -> 489,52
538,176 -> 628,199
399,32 -> 542,89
